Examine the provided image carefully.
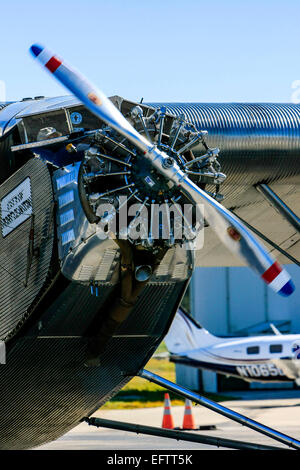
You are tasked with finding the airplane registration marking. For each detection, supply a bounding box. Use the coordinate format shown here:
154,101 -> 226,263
1,177 -> 32,237
236,363 -> 285,378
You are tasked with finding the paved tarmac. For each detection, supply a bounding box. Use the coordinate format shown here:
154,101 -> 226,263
37,390 -> 300,450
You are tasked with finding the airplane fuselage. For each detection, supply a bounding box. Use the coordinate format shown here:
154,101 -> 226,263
171,334 -> 300,382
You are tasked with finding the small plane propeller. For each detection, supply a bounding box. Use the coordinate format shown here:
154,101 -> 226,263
30,44 -> 295,297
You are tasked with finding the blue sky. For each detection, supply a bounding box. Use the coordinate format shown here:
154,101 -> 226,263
2,0 -> 300,102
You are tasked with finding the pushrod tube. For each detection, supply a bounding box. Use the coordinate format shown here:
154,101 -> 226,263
138,369 -> 300,450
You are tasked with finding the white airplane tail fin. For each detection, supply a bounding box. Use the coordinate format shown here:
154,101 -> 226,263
164,308 -> 219,354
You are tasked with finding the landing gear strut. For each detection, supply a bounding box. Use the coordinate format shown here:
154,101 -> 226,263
137,369 -> 300,450
85,368 -> 300,450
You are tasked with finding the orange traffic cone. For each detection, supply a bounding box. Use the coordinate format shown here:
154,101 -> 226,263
182,399 -> 196,429
162,393 -> 175,429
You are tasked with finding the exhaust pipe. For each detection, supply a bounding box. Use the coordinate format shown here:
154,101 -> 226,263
135,265 -> 152,282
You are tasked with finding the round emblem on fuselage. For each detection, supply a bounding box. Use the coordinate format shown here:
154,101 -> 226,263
70,112 -> 83,125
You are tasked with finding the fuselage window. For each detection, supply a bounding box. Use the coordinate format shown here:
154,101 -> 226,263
247,346 -> 259,355
269,344 -> 282,353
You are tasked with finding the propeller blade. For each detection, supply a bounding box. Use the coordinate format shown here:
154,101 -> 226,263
30,44 -> 295,296
30,45 -> 150,154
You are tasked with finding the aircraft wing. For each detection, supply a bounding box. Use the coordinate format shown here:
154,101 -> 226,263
195,182 -> 300,267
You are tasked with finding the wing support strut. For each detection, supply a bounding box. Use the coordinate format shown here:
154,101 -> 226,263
256,184 -> 300,233
84,417 -> 281,451
134,369 -> 300,450
231,212 -> 300,267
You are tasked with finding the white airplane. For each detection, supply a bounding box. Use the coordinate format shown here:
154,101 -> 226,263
164,308 -> 300,384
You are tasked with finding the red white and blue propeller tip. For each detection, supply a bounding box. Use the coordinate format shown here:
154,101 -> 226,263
30,44 -> 62,72
261,261 -> 294,297
29,44 -> 295,297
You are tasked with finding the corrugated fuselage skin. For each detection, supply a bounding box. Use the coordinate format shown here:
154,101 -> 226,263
1,273 -> 188,449
150,102 -> 300,186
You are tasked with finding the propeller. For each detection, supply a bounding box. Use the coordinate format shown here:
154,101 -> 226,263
30,44 -> 295,297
